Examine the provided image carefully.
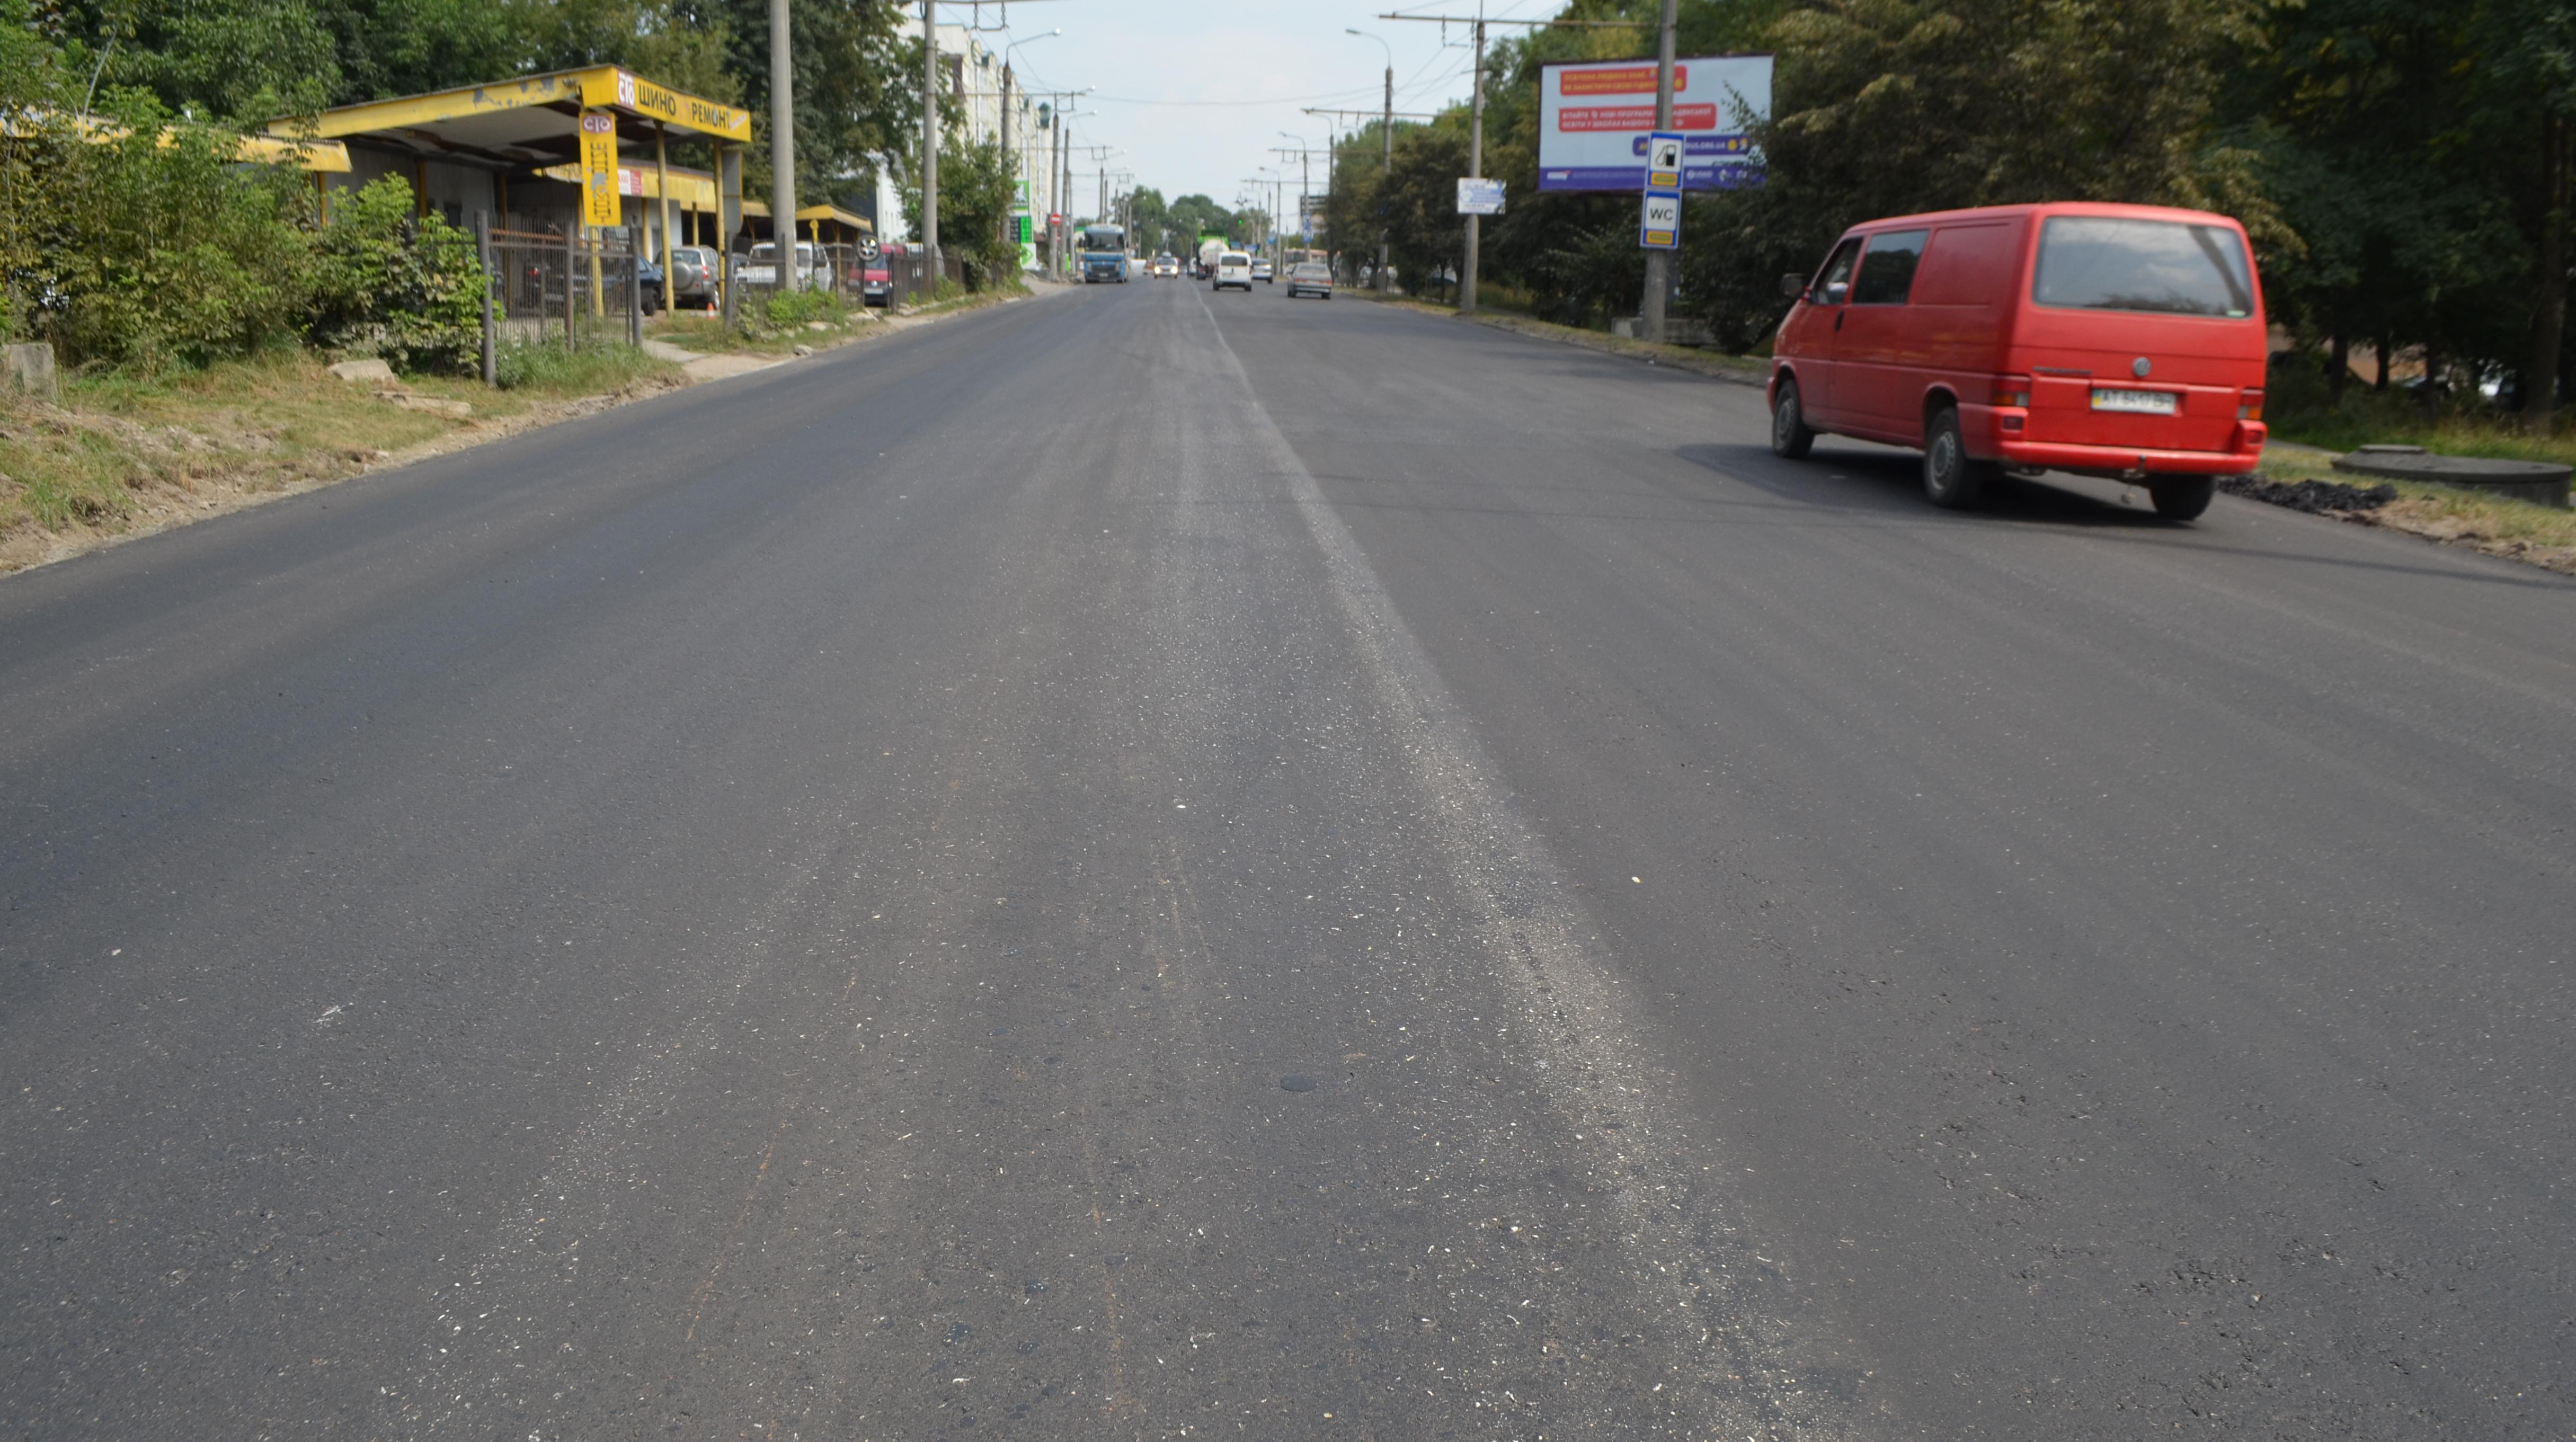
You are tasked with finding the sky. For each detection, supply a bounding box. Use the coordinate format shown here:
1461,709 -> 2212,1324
953,0 -> 1546,215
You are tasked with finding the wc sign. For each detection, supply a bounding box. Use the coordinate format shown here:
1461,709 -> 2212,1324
1639,191 -> 1681,250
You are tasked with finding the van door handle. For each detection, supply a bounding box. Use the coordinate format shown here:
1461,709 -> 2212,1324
1833,311 -> 1844,331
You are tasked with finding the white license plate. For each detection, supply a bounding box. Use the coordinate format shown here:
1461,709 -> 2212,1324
2091,388 -> 2178,415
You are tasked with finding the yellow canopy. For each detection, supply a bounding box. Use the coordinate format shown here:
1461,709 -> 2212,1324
4,109 -> 351,172
264,67 -> 751,169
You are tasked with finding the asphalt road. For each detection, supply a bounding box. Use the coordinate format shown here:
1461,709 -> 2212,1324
4,276 -> 2571,1441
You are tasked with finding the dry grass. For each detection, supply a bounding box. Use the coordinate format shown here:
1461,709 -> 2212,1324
2258,446 -> 2576,577
1,347 -> 681,573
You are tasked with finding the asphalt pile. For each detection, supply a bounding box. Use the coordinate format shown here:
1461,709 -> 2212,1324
2218,474 -> 2400,514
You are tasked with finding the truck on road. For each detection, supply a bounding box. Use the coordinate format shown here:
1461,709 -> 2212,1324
1080,225 -> 1129,283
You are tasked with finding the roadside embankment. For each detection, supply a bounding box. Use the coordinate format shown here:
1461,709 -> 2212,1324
2251,443 -> 2576,577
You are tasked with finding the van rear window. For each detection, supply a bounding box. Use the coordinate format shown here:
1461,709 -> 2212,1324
2033,217 -> 2254,318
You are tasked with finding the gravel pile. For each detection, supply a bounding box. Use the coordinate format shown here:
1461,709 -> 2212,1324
2218,475 -> 2399,514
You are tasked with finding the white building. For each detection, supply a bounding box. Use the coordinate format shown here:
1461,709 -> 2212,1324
931,23 -> 1058,263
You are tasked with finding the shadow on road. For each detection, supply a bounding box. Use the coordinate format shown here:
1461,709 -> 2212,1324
1681,441 -> 2174,530
1680,441 -> 2576,590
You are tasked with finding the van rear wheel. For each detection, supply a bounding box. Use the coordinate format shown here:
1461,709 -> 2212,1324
2149,475 -> 2217,521
1771,378 -> 1816,459
1922,407 -> 1996,509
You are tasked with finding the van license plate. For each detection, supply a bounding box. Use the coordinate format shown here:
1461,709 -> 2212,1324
2091,388 -> 2178,415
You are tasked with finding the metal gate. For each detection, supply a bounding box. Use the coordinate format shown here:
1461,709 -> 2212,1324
481,224 -> 645,348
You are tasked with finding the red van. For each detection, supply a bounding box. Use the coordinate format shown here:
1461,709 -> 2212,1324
1767,202 -> 2268,520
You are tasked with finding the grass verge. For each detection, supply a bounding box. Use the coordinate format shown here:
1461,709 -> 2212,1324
2257,445 -> 2576,577
2,343 -> 680,573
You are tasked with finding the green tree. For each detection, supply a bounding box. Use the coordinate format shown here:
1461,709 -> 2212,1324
902,134 -> 1018,288
2473,0 -> 2576,426
40,0 -> 339,119
713,0 -> 911,205
1125,185 -> 1169,254
1163,193 -> 1238,247
318,0 -> 526,103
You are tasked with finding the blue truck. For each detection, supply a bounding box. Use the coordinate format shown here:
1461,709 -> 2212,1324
1079,225 -> 1129,283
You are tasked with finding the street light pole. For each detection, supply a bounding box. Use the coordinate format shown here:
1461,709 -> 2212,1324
1638,0 -> 1678,343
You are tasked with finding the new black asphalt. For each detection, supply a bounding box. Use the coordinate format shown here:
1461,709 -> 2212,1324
4,278 -> 2570,1438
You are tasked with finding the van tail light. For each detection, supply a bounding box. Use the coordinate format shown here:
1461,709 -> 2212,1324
1992,377 -> 2032,408
2238,388 -> 2264,421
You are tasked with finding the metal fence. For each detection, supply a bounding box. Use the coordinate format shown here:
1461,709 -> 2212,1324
481,224 -> 644,350
722,244 -> 964,315
468,221 -> 983,378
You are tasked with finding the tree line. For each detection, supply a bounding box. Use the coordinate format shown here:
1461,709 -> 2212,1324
1328,0 -> 2575,429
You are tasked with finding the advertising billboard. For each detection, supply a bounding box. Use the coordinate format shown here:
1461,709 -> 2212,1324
1536,56 -> 1772,193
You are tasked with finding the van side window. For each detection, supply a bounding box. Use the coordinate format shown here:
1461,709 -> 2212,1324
1809,238 -> 1862,305
1850,229 -> 1930,305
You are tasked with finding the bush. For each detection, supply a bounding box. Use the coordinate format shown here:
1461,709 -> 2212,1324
0,11 -> 486,377
308,176 -> 486,375
757,288 -> 849,328
8,92 -> 317,371
493,336 -> 662,394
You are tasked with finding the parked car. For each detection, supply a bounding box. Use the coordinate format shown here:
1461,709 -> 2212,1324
1213,251 -> 1254,292
736,241 -> 828,289
1252,259 -> 1274,283
665,245 -> 719,309
1285,262 -> 1333,300
1768,201 -> 2268,521
636,259 -> 664,314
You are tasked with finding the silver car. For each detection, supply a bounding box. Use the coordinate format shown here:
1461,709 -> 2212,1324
1285,262 -> 1333,300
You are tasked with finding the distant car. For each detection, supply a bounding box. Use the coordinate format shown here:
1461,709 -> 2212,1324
1213,251 -> 1253,292
1153,256 -> 1178,278
1252,259 -> 1274,283
1285,262 -> 1333,300
857,243 -> 892,306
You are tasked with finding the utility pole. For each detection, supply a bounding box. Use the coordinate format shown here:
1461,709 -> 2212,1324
1639,0 -> 1679,343
1374,14 -> 1629,306
1464,14 -> 1484,313
1379,64 -> 1391,291
921,0 -> 940,272
1345,29 -> 1393,292
769,0 -> 796,289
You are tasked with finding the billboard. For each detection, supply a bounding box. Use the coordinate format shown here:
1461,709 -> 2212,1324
1457,178 -> 1506,216
1536,56 -> 1772,193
